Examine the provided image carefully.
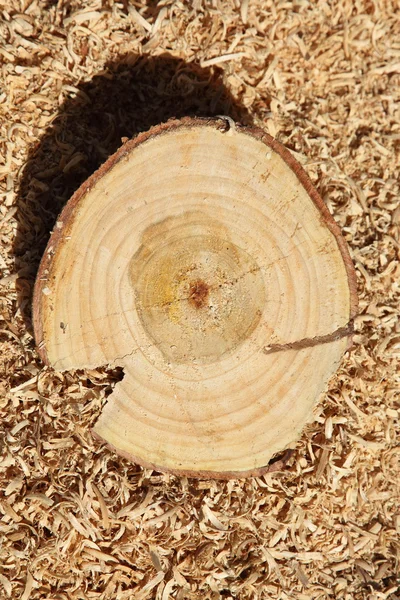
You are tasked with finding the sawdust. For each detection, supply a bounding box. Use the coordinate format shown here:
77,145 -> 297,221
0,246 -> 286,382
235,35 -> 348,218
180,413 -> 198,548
0,0 -> 399,599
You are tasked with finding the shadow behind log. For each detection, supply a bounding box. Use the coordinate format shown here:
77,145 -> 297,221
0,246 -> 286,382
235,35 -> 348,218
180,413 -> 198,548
14,53 -> 253,333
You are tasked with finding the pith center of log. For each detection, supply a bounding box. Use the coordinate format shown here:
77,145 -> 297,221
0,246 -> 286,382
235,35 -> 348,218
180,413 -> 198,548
188,279 -> 209,309
129,212 -> 265,365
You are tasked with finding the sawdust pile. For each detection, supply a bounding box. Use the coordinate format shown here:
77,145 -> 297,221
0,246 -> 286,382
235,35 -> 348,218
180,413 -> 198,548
0,0 -> 399,598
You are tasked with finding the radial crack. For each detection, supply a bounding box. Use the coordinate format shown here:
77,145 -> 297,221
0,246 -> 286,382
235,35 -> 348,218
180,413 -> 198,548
263,320 -> 354,354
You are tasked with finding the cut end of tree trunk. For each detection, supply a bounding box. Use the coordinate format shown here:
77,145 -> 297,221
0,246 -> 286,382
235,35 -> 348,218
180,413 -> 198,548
33,117 -> 358,478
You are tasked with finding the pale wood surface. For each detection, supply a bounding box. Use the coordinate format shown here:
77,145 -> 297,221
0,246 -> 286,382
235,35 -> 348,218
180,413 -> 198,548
33,118 -> 357,477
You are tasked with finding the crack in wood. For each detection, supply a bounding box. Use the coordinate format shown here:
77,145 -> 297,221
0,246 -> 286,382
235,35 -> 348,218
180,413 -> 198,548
52,317 -> 355,369
139,247 -> 302,310
140,264 -> 263,310
263,320 -> 354,354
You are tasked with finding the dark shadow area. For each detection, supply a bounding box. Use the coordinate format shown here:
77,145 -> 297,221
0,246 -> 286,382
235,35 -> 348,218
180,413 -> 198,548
14,53 -> 253,335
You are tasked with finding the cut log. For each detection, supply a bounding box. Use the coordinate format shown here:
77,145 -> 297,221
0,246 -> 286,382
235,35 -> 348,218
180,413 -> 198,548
33,117 -> 357,478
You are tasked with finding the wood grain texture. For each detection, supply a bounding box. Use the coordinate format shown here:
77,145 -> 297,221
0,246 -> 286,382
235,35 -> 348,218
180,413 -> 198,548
33,117 -> 357,478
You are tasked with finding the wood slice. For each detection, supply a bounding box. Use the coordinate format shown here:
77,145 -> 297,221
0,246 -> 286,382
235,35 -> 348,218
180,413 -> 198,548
33,117 -> 357,478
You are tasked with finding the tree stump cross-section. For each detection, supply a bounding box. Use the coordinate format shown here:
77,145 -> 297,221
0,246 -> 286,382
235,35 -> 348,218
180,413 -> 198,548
33,117 -> 358,478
